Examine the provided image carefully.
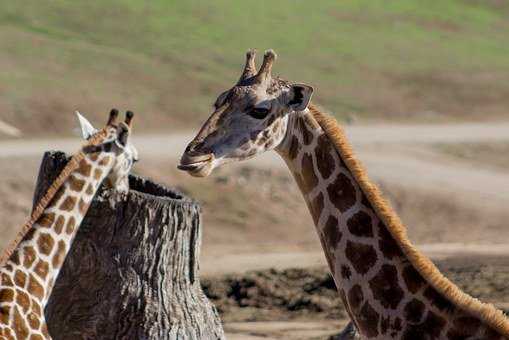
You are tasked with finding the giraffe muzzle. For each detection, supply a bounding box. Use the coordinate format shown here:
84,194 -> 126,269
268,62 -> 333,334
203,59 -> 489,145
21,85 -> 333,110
177,152 -> 215,177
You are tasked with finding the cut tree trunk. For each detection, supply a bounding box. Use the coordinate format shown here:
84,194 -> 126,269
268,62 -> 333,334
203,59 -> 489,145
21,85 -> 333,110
33,151 -> 225,340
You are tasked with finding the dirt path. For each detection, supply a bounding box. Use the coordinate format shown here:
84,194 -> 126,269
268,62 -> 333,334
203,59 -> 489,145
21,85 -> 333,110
1,122 -> 508,158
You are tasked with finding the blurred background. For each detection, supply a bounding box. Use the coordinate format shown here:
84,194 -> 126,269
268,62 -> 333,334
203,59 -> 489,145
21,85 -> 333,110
0,1 -> 508,339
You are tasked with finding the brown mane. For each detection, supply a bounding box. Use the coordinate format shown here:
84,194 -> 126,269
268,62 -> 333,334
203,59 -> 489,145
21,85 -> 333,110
308,103 -> 509,336
0,129 -> 108,268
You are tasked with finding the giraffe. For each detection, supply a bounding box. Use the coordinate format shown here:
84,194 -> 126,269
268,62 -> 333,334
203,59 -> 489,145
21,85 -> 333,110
178,50 -> 509,339
0,109 -> 138,340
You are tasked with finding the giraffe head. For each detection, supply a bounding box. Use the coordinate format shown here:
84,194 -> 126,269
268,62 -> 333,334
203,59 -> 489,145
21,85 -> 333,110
76,109 -> 139,194
179,49 -> 313,177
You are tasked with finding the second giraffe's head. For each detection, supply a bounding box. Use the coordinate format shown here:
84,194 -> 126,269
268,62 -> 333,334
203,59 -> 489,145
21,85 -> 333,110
76,109 -> 139,194
179,49 -> 313,177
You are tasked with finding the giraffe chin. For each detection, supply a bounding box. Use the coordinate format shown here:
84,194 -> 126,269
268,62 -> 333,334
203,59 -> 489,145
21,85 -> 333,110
177,158 -> 214,177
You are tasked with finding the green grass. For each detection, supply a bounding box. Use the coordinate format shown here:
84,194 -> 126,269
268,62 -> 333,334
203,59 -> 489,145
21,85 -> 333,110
1,0 -> 509,135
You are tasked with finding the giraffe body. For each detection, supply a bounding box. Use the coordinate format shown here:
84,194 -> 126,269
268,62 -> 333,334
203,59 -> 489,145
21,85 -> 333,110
0,110 -> 137,340
179,49 -> 509,339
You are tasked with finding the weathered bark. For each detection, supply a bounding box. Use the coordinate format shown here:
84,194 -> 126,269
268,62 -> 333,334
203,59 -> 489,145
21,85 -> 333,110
33,151 -> 225,340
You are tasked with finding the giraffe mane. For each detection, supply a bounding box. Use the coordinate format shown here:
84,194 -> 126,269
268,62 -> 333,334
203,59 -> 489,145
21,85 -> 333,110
308,103 -> 509,336
0,129 -> 109,268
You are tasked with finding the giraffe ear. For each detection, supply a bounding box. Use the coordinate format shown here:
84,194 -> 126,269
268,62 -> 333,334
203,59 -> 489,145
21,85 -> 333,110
75,111 -> 98,140
287,84 -> 314,112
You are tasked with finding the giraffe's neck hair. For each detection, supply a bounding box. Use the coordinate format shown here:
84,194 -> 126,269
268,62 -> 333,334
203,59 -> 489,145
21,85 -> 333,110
276,109 -> 507,339
0,152 -> 113,339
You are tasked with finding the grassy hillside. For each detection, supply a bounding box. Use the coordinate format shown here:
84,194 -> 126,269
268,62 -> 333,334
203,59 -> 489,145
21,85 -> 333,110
1,0 -> 509,135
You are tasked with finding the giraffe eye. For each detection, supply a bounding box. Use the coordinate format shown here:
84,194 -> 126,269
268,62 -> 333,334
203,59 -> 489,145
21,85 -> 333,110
248,107 -> 270,120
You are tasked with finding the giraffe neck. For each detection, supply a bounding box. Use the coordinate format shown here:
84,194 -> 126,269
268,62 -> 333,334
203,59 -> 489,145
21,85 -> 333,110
276,109 -> 507,339
0,152 -> 113,339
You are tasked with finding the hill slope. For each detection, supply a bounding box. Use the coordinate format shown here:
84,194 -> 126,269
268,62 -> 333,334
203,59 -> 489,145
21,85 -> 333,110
1,0 -> 509,135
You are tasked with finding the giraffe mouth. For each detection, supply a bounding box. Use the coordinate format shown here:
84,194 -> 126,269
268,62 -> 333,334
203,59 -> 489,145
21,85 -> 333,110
178,153 -> 215,177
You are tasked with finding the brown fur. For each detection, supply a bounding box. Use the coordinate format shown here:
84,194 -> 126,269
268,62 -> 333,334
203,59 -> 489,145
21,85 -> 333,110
0,130 -> 108,268
308,103 -> 509,336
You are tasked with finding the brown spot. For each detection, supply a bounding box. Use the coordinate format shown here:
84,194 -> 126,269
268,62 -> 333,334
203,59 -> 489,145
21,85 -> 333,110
27,274 -> 45,301
315,134 -> 335,179
327,173 -> 356,213
310,193 -> 324,225
31,299 -> 42,317
0,288 -> 14,302
68,175 -> 86,192
36,233 -> 54,256
85,184 -> 94,195
378,223 -> 404,260
369,264 -> 404,309
423,311 -> 446,337
392,317 -> 403,335
288,136 -> 300,160
299,119 -> 314,145
300,153 -> 318,193
89,153 -> 99,162
361,194 -> 373,210
345,241 -> 377,275
27,312 -> 40,331
1,273 -> 14,286
50,187 -> 65,206
23,246 -> 36,268
79,198 -> 89,214
347,211 -> 373,237
30,334 -> 44,340
380,316 -> 390,335
14,270 -> 27,288
59,196 -> 77,211
423,286 -> 455,313
341,265 -> 352,280
403,311 -> 446,339
52,240 -> 67,269
482,327 -> 506,340
323,215 -> 341,249
357,301 -> 380,338
402,265 -> 426,294
34,260 -> 49,280
404,298 -> 425,324
77,159 -> 92,176
38,212 -> 55,228
66,216 -> 76,235
10,250 -> 20,265
447,316 -> 481,339
11,306 -> 29,339
347,284 -> 364,311
0,306 -> 10,325
16,290 -> 30,314
94,168 -> 102,180
54,215 -> 65,234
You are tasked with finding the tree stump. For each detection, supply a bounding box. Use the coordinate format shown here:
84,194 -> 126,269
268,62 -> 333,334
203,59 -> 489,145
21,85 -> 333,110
33,151 -> 225,340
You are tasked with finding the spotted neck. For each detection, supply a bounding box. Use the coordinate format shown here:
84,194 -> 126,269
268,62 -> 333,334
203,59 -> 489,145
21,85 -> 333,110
276,108 -> 508,339
0,152 -> 113,339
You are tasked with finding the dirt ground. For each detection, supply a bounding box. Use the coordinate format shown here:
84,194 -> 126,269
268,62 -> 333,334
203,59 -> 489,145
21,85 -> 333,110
204,256 -> 509,339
